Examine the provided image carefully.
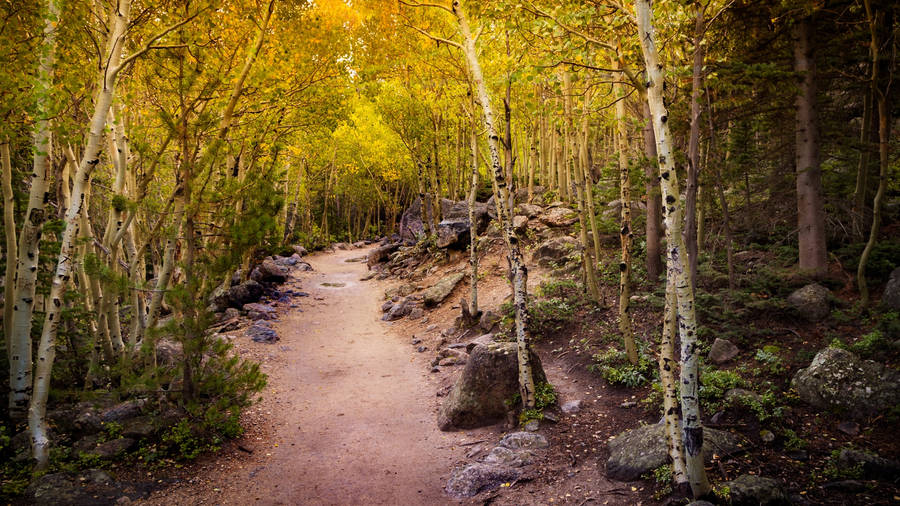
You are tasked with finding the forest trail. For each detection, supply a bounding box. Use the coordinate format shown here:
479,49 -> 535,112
142,247 -> 477,505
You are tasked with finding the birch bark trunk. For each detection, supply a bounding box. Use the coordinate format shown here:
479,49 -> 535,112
635,0 -> 711,496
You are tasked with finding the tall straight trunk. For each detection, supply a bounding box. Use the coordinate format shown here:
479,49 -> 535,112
2,141 -> 16,357
852,88 -> 874,240
793,16 -> 828,278
580,93 -> 602,268
614,69 -> 638,365
30,0 -> 139,465
454,0 -> 536,409
8,0 -> 59,418
660,265 -> 688,488
858,1 -> 892,306
549,120 -> 558,193
566,74 -> 600,302
468,109 -> 480,317
642,103 -> 663,282
708,92 -> 736,291
635,0 -> 711,497
685,0 -> 705,291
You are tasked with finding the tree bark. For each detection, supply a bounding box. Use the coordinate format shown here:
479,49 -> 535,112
453,0 -> 536,409
635,0 -> 711,497
793,16 -> 828,278
642,103 -> 663,282
1,140 -> 16,359
614,67 -> 637,364
685,0 -> 705,291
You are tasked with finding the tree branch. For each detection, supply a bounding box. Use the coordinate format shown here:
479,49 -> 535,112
114,11 -> 201,76
407,23 -> 462,48
398,0 -> 453,13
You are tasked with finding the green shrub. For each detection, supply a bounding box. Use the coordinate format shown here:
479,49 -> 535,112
699,368 -> 744,411
589,347 -> 656,387
754,345 -> 785,374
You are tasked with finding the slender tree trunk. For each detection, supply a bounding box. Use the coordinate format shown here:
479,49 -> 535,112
468,108 -> 480,317
852,88 -> 873,240
660,265 -> 688,488
858,1 -> 892,306
635,0 -> 711,496
793,16 -> 828,278
8,0 -> 59,418
2,141 -> 16,358
454,0 -> 536,409
685,0 -> 705,291
614,69 -> 637,365
642,103 -> 663,282
581,105 -> 602,269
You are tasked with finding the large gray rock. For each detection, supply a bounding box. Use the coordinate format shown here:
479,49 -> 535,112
423,272 -> 465,306
225,280 -> 264,308
791,347 -> 900,418
498,432 -> 549,450
839,449 -> 900,481
606,423 -> 747,481
883,267 -> 900,310
250,258 -> 288,284
367,242 -> 400,268
243,302 -> 276,320
92,438 -> 135,458
100,399 -> 145,422
532,236 -> 580,267
248,320 -> 279,343
483,446 -> 533,468
382,297 -> 416,321
436,219 -> 471,248
539,207 -> 578,227
446,463 -> 521,498
708,338 -> 740,364
292,245 -> 308,256
438,342 -> 546,430
440,198 -> 491,230
786,283 -> 831,321
515,203 -> 543,218
399,198 -> 426,243
725,474 -> 789,506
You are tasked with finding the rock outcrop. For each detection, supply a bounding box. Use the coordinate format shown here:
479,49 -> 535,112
532,236 -> 580,267
423,272 -> 465,306
882,267 -> 900,310
438,342 -> 546,431
786,283 -> 831,321
791,347 -> 900,418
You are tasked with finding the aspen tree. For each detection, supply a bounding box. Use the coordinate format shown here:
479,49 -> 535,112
635,0 -> 711,496
614,65 -> 638,365
8,0 -> 59,418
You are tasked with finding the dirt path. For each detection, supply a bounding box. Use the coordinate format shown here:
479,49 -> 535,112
142,247 -> 482,505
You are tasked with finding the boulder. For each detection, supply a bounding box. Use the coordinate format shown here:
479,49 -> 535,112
539,207 -> 578,227
250,258 -> 288,284
101,399 -> 145,423
408,307 -> 425,320
27,470 -> 112,504
532,236 -> 580,267
121,416 -> 156,439
423,272 -> 465,306
838,449 -> 900,481
243,302 -> 277,321
399,198 -> 426,243
725,475 -> 789,506
333,242 -> 352,250
466,333 -> 496,353
791,347 -> 900,418
367,242 -> 400,269
786,283 -> 831,321
441,199 -> 492,229
436,219 -> 471,248
92,438 -> 135,458
483,446 -> 533,468
382,297 -> 415,321
512,215 -> 528,233
479,311 -> 500,332
498,431 -> 549,450
606,422 -> 747,481
292,245 -> 308,256
273,254 -> 302,267
446,463 -> 520,498
225,280 -> 264,308
438,342 -> 546,431
248,320 -> 279,343
155,339 -> 183,369
708,338 -> 740,364
883,267 -> 900,310
515,203 -> 543,218
560,400 -> 583,414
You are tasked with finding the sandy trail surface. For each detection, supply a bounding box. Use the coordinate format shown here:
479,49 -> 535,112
141,247 -> 479,505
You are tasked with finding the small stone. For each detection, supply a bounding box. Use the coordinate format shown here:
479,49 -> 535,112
560,400 -> 582,414
542,411 -> 559,423
483,446 -> 533,468
426,324 -> 438,331
786,450 -> 809,461
619,401 -> 637,409
417,346 -> 427,353
760,429 -> 775,443
431,367 -> 440,373
411,338 -> 422,345
822,480 -> 866,493
837,421 -> 860,436
524,420 -> 540,432
498,431 -> 549,450
445,463 -> 520,498
408,307 -> 425,320
726,474 -> 788,506
709,338 -> 740,364
786,283 -> 832,322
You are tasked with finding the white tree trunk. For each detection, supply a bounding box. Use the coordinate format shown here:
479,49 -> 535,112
635,0 -> 711,497
8,0 -> 59,418
2,141 -> 16,358
453,0 -> 536,409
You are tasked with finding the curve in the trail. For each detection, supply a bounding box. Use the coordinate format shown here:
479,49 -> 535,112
144,247 -> 474,505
